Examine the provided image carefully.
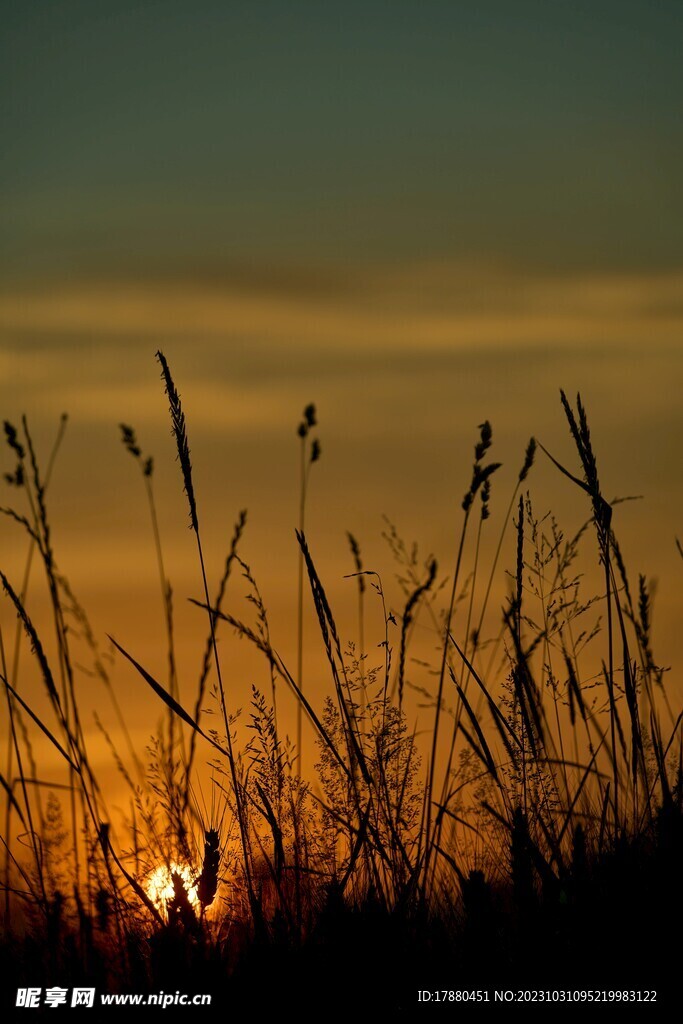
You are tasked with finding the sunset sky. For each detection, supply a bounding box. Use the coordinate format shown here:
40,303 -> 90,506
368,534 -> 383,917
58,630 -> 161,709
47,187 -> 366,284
1,1 -> 682,791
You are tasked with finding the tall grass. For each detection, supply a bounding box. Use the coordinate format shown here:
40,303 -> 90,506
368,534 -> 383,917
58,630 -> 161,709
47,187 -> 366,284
0,362 -> 681,1013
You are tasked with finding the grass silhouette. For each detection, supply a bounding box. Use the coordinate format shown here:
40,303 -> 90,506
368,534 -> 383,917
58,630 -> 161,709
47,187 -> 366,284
0,355 -> 681,1015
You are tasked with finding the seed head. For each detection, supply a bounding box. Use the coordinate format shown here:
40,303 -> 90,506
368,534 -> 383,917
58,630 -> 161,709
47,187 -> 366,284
119,423 -> 141,460
519,437 -> 536,483
196,829 -> 220,909
304,403 -> 317,428
474,420 -> 492,462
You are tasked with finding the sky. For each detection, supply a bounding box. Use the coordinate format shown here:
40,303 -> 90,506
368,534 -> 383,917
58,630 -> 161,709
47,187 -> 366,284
1,1 -> 682,796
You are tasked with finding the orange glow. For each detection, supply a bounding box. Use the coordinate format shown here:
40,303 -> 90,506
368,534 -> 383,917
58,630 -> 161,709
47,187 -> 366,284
145,862 -> 199,912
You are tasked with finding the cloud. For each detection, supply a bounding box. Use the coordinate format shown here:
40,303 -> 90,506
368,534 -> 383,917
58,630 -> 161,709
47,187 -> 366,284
1,263 -> 681,353
47,378 -> 295,429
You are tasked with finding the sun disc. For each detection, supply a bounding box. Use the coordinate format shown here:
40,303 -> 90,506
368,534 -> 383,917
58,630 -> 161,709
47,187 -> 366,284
145,862 -> 199,910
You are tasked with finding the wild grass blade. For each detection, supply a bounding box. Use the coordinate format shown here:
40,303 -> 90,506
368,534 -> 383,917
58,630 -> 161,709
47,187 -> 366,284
107,636 -> 230,760
1,676 -> 80,774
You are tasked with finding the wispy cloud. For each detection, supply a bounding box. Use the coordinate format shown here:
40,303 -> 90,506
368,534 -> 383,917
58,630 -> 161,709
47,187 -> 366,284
1,263 -> 681,352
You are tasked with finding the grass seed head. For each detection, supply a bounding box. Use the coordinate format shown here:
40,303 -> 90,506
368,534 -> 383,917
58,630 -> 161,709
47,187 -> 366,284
196,829 -> 220,909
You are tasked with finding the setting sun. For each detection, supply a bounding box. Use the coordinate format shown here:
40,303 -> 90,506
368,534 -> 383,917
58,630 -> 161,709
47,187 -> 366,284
145,863 -> 199,913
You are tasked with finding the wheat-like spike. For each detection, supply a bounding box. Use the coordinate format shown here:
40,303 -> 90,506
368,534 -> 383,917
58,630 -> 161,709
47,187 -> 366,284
196,829 -> 220,909
346,532 -> 365,593
519,437 -> 536,482
156,350 -> 198,531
